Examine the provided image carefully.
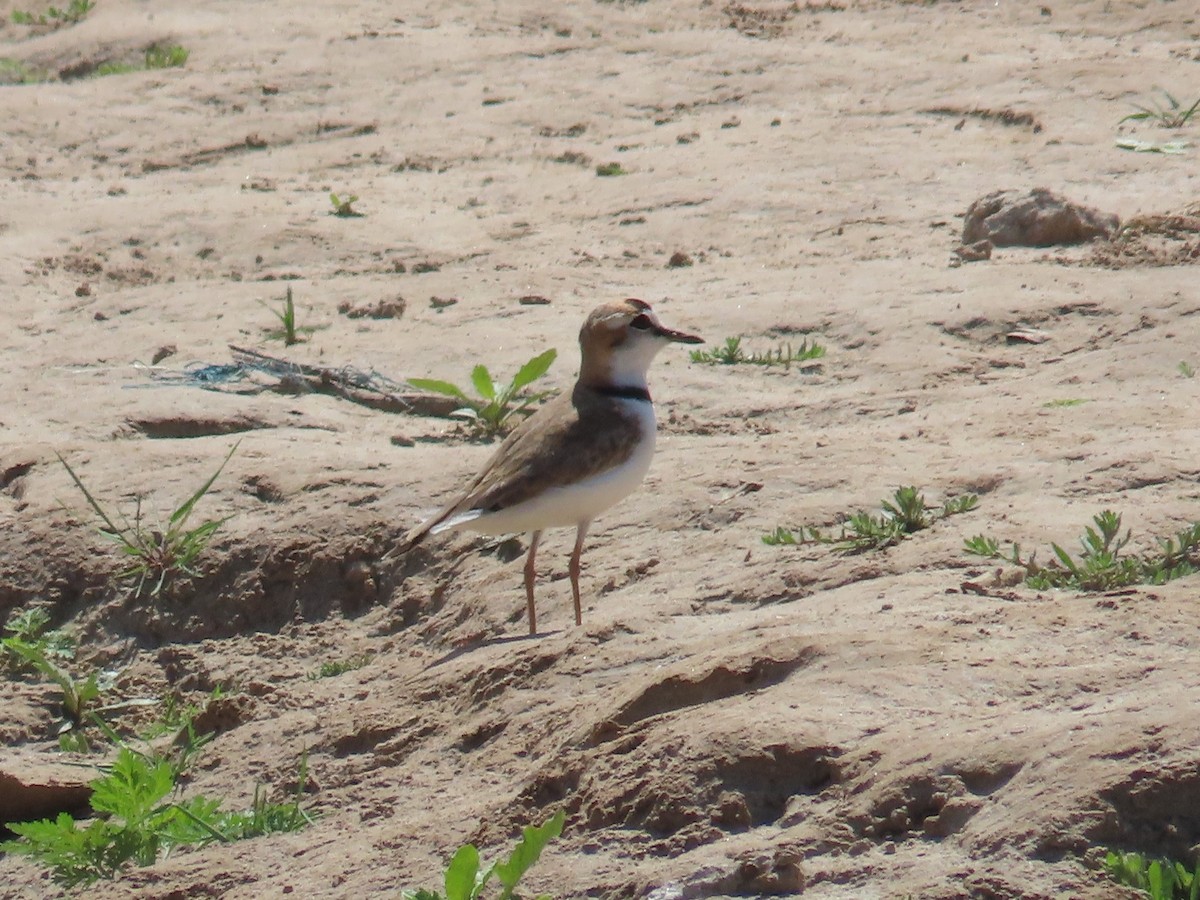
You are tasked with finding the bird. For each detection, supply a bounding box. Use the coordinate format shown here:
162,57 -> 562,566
400,298 -> 703,634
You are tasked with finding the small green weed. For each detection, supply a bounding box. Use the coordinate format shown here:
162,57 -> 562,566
1179,361 -> 1195,378
58,443 -> 237,598
690,335 -> 825,369
595,162 -> 627,177
308,653 -> 373,680
329,192 -> 362,217
410,349 -> 557,440
94,45 -> 188,77
1104,849 -> 1200,900
3,606 -> 75,672
402,809 -> 565,900
262,286 -> 323,346
0,637 -> 109,744
965,510 -> 1200,591
1120,91 -> 1200,129
11,0 -> 93,26
1,748 -> 312,887
765,486 -> 978,554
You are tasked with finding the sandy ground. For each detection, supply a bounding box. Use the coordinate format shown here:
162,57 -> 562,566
2,0 -> 1200,897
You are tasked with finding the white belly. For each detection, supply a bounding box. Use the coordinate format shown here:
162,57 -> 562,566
442,399 -> 657,536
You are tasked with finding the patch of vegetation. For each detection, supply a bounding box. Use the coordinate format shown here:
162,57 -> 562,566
0,57 -> 47,84
308,653 -> 373,680
409,349 -> 557,440
965,510 -> 1200,591
1,748 -> 312,887
11,0 -> 93,26
690,335 -> 825,369
1104,849 -> 1200,900
94,45 -> 188,77
1120,90 -> 1200,129
595,162 -> 627,176
1042,398 -> 1087,408
262,286 -> 323,346
57,443 -> 238,598
329,192 -> 362,217
1179,361 -> 1195,378
1,636 -> 110,746
3,606 -> 75,673
402,809 -> 565,900
765,486 -> 978,553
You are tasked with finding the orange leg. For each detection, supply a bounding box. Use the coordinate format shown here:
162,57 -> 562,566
569,520 -> 592,627
524,530 -> 542,634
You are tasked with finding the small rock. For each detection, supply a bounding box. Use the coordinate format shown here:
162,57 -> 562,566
337,296 -> 406,319
962,188 -> 1119,247
151,344 -> 177,365
390,434 -> 415,447
667,251 -> 694,268
75,281 -> 91,297
518,294 -> 551,306
430,296 -> 458,310
954,239 -> 993,262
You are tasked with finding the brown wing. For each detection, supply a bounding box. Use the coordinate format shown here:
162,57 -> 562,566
403,386 -> 643,545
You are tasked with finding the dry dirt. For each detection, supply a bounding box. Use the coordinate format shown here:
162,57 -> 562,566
2,0 -> 1200,898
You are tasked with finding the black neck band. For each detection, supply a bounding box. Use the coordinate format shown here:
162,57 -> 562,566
596,385 -> 652,402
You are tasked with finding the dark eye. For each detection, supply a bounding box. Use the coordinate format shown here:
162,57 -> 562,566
630,314 -> 652,331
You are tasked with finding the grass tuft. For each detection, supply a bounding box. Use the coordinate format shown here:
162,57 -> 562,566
1104,848 -> 1200,900
690,335 -> 825,369
57,443 -> 238,598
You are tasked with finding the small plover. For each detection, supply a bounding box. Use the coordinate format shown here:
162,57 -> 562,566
402,298 -> 703,634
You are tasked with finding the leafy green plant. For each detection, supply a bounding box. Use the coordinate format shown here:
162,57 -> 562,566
965,511 -> 1200,591
409,349 -> 557,440
402,809 -> 565,900
1180,361 -> 1195,378
0,57 -> 47,83
765,486 -> 978,553
1,748 -> 312,887
11,0 -> 93,26
329,192 -> 362,217
0,637 -> 109,744
57,443 -> 238,597
308,653 -> 373,680
1104,849 -> 1200,900
1120,91 -> 1200,129
595,162 -> 627,177
690,335 -> 825,369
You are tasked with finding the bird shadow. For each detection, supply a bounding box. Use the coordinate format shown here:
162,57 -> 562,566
424,629 -> 559,669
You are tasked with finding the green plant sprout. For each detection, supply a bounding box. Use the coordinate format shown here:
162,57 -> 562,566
1,748 -> 312,887
965,510 -> 1200,591
690,335 -> 825,369
262,286 -> 323,346
765,486 -> 978,553
1179,361 -> 1195,378
329,192 -> 362,217
402,809 -> 565,900
1104,848 -> 1200,900
409,349 -> 557,440
57,443 -> 238,597
1120,90 -> 1200,129
595,162 -> 627,176
11,0 -> 93,26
